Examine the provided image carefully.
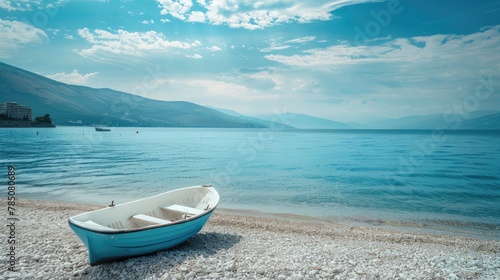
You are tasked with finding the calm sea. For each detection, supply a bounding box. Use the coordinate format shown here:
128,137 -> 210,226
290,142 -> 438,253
1,127 -> 499,239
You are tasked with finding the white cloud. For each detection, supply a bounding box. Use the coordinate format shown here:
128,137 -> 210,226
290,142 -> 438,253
47,28 -> 60,36
208,45 -> 221,51
55,0 -> 69,6
186,53 -> 203,59
191,40 -> 202,47
141,19 -> 155,24
77,28 -> 195,57
0,0 -> 41,11
156,0 -> 377,30
0,19 -> 48,58
0,0 -> 15,10
196,0 -> 207,7
157,0 -> 192,20
286,36 -> 316,44
45,70 -> 98,85
265,44 -> 391,67
260,44 -> 290,53
188,11 -> 206,22
265,25 -> 500,70
260,36 -> 315,53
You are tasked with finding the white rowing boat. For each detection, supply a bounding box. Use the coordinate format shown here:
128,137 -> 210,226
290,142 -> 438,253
68,185 -> 219,265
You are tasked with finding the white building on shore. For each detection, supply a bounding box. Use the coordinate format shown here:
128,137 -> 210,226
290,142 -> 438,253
0,102 -> 32,121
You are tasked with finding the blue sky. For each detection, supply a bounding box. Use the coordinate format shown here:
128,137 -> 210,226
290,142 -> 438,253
1,0 -> 499,123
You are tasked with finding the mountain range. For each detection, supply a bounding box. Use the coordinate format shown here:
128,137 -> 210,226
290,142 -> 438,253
1,61 -> 499,129
364,111 -> 500,130
257,113 -> 351,129
0,62 -> 265,128
247,111 -> 500,130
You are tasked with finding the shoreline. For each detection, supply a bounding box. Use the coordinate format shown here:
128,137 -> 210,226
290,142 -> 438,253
1,199 -> 499,279
217,207 -> 500,241
0,120 -> 55,128
18,196 -> 500,241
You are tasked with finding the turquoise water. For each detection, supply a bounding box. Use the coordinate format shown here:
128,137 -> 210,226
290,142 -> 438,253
1,127 -> 499,238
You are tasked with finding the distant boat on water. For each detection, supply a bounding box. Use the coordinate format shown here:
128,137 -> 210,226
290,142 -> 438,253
95,126 -> 111,131
68,185 -> 219,265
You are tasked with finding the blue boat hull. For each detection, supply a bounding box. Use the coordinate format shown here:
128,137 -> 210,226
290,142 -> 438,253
69,211 -> 213,265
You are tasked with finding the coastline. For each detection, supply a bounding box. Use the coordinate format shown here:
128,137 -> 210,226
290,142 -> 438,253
1,199 -> 499,279
218,207 -> 500,241
0,120 -> 55,128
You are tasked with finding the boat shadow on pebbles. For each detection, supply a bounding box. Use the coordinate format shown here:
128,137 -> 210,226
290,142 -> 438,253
79,231 -> 242,278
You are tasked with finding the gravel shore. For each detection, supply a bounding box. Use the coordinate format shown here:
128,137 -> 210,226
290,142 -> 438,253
1,199 -> 499,279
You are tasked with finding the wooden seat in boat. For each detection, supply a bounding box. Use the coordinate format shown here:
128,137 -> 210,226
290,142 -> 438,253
160,204 -> 205,215
131,214 -> 171,225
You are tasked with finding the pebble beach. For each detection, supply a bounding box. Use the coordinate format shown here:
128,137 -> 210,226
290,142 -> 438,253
1,199 -> 499,279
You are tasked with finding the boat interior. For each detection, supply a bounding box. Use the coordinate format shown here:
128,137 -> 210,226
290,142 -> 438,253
127,204 -> 208,228
83,203 -> 212,231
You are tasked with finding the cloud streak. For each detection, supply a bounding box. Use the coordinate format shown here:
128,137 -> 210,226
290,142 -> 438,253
45,69 -> 98,85
76,28 -> 199,58
156,0 -> 379,30
265,25 -> 500,69
0,0 -> 41,11
0,19 -> 48,58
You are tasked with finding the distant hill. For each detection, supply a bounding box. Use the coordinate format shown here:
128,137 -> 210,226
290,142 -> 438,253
206,106 -> 295,129
254,110 -> 500,130
366,111 -> 500,130
460,112 -> 500,129
0,62 -> 266,128
258,113 -> 352,129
